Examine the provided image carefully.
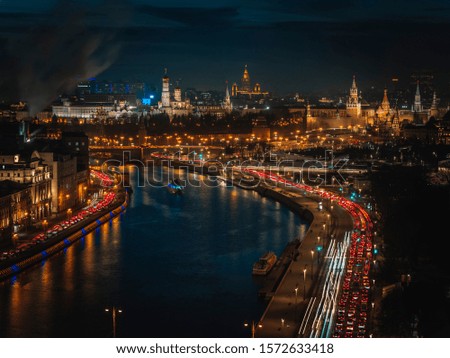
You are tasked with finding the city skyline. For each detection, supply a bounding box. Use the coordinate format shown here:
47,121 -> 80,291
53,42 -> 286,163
1,0 -> 450,344
0,0 -> 449,109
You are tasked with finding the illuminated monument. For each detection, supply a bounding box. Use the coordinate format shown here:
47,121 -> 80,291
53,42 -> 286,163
346,75 -> 361,118
231,65 -> 269,99
157,69 -> 192,117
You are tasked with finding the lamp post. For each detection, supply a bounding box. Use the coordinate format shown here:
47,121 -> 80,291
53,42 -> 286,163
310,250 -> 314,278
303,266 -> 307,299
327,213 -> 331,236
105,307 -> 122,338
294,286 -> 298,305
244,320 -> 262,338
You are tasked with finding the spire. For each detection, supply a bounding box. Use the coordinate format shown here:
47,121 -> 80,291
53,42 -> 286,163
305,100 -> 311,118
241,64 -> 251,92
225,81 -> 230,99
381,88 -> 390,111
413,80 -> 422,112
346,74 -> 361,117
224,81 -> 232,112
431,91 -> 438,110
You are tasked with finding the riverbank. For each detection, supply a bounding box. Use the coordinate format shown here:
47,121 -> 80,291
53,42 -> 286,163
240,169 -> 373,338
253,185 -> 349,337
0,190 -> 128,282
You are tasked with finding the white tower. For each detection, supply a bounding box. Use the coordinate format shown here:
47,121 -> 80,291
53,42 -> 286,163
174,86 -> 182,102
430,91 -> 439,118
161,68 -> 171,108
223,82 -> 232,112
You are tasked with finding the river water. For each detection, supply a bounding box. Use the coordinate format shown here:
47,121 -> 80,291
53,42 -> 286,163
0,167 -> 308,337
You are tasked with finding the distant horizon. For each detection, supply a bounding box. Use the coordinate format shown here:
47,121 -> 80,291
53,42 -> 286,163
89,68 -> 449,97
1,0 -> 449,110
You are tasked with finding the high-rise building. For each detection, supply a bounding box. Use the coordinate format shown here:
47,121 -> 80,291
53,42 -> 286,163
231,65 -> 269,99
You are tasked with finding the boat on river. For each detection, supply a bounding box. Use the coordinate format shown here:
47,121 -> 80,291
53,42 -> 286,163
252,252 -> 277,275
167,178 -> 184,195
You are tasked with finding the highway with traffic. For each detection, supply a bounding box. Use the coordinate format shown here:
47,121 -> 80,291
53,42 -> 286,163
243,168 -> 374,338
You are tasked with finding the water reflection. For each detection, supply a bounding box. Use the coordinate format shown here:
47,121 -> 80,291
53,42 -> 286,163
0,167 -> 309,337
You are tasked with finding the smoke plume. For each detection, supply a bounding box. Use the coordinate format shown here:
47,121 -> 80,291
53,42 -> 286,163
1,0 -> 129,115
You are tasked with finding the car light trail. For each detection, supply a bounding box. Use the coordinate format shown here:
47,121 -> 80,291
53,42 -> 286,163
242,168 -> 374,338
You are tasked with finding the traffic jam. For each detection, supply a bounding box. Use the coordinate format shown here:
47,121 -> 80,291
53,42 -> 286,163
243,168 -> 374,338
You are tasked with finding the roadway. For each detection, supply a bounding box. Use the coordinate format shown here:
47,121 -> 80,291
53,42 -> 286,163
243,169 -> 373,338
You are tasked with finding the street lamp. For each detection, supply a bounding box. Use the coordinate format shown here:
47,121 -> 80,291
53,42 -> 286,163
294,286 -> 298,305
310,250 -> 314,278
303,266 -> 307,299
105,307 -> 122,338
244,320 -> 262,338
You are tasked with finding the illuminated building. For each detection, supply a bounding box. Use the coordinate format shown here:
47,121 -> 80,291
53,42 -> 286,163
430,91 -> 439,118
231,65 -> 269,99
376,89 -> 392,119
413,81 -> 423,113
157,69 -> 192,117
346,75 -> 361,118
0,181 -> 33,244
37,132 -> 89,214
0,150 -> 52,240
52,99 -> 115,120
223,84 -> 232,113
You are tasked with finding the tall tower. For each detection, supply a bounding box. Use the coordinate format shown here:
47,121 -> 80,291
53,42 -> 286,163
381,88 -> 391,112
392,107 -> 400,136
377,88 -> 391,119
174,82 -> 182,102
231,82 -> 238,97
223,82 -> 232,112
346,75 -> 361,117
430,91 -> 439,118
241,65 -> 251,92
161,68 -> 171,108
413,81 -> 422,112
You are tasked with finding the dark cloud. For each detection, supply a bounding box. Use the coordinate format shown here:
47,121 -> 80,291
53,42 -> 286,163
1,0 -> 450,96
282,0 -> 359,14
137,5 -> 239,28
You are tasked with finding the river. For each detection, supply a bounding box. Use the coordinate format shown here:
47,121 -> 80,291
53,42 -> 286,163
0,167 -> 308,337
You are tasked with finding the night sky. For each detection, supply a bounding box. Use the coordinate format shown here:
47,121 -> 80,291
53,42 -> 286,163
1,0 -> 450,107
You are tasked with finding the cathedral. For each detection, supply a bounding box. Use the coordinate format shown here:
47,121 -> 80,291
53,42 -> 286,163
156,69 -> 232,118
158,69 -> 192,117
